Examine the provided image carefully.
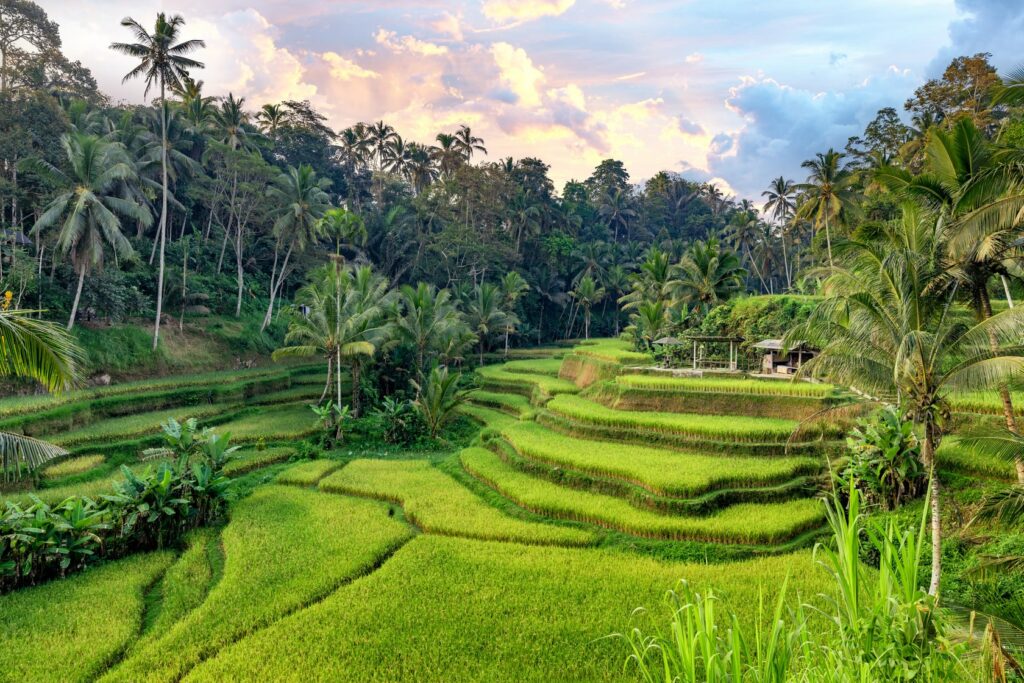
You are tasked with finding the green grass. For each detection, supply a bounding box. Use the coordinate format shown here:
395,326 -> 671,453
476,364 -> 580,396
320,459 -> 596,546
546,394 -> 801,443
138,528 -> 222,646
39,454 -> 106,480
459,404 -> 522,433
0,551 -> 174,683
573,338 -> 653,364
500,421 -> 821,497
186,536 -> 830,682
949,390 -> 1024,416
222,447 -> 296,476
100,486 -> 412,683
616,374 -> 837,397
468,390 -> 536,418
460,447 -> 825,544
500,358 -> 565,376
52,404 -> 228,447
213,403 -> 317,443
274,459 -> 345,486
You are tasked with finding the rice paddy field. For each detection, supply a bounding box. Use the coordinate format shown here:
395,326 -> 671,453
2,338 -> 1014,680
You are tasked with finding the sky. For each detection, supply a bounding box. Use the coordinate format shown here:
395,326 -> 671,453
45,0 -> 1024,199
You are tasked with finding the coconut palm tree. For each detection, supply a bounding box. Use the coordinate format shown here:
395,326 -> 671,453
0,307 -> 81,481
412,365 -> 472,439
598,188 -> 637,242
261,164 -> 331,331
464,282 -> 512,365
602,264 -> 630,336
571,274 -> 605,339
212,93 -> 254,152
255,103 -> 288,138
670,238 -> 746,313
367,120 -> 397,171
110,12 -> 204,350
500,271 -> 529,356
433,133 -> 463,177
393,282 -> 468,379
762,176 -> 797,288
405,143 -> 439,194
274,263 -> 393,417
31,133 -> 150,329
454,125 -> 487,160
791,203 -> 1024,595
319,207 -> 367,260
795,149 -> 858,268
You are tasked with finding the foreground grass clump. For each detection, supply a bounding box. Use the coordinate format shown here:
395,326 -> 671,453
101,486 -> 411,683
500,421 -> 820,497
320,459 -> 595,546
460,448 -> 824,544
274,459 -> 344,486
187,537 -> 828,682
0,551 -> 174,682
616,374 -> 837,397
39,454 -> 106,480
545,394 -> 800,443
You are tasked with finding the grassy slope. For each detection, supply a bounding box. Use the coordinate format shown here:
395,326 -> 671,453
0,551 -> 174,683
187,536 -> 830,683
101,486 -> 412,683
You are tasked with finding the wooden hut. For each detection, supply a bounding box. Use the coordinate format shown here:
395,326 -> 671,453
753,339 -> 816,376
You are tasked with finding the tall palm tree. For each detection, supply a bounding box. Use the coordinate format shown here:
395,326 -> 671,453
367,120 -> 397,171
31,134 -> 149,329
762,176 -> 797,288
255,103 -> 288,138
0,309 -> 81,481
796,149 -> 857,268
878,119 -> 1024,483
274,264 -> 393,417
791,204 -> 1024,595
602,264 -> 630,336
464,282 -> 511,365
500,271 -> 529,356
670,238 -> 746,313
571,274 -> 605,339
110,12 -> 205,350
405,143 -> 439,195
433,133 -> 464,177
319,207 -> 367,260
212,93 -> 253,152
598,188 -> 637,242
454,125 -> 487,160
261,164 -> 331,331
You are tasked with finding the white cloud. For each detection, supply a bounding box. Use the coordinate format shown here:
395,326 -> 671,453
491,42 -> 546,107
322,52 -> 379,81
374,29 -> 449,56
685,52 -> 704,64
431,11 -> 465,41
481,0 -> 576,24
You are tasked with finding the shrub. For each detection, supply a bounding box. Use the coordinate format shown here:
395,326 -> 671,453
838,406 -> 926,511
372,396 -> 427,445
413,366 -> 473,439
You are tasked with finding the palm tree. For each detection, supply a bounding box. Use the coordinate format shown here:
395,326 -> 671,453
670,238 -> 746,313
602,264 -> 630,336
454,125 -> 487,160
795,149 -> 857,268
571,274 -> 605,339
500,271 -> 529,356
0,308 -> 81,481
319,207 -> 367,260
367,120 -> 397,171
405,142 -> 438,194
255,103 -> 288,138
433,133 -> 463,177
762,176 -> 797,288
212,93 -> 253,151
464,282 -> 511,365
262,164 -> 331,331
878,119 -> 1024,483
110,12 -> 205,350
598,188 -> 637,242
31,134 -> 149,329
791,204 -> 1024,595
412,365 -> 472,439
274,264 -> 392,417
393,282 -> 467,379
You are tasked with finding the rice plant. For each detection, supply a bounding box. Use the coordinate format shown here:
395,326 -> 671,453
617,374 -> 837,398
320,458 -> 595,546
38,454 -> 106,480
476,364 -> 580,396
467,390 -> 536,419
460,447 -> 825,544
500,421 -> 821,498
274,459 -> 345,486
500,358 -> 565,376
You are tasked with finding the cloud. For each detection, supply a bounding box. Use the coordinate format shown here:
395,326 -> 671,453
685,52 -> 704,64
707,68 -> 918,196
374,28 -> 449,56
676,116 -> 704,135
615,71 -> 646,81
491,42 -> 545,107
431,11 -> 465,41
481,0 -> 576,24
322,52 -> 379,81
829,52 -> 847,67
930,0 -> 1024,73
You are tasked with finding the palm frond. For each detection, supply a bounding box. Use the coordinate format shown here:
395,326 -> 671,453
0,310 -> 81,393
0,431 -> 69,480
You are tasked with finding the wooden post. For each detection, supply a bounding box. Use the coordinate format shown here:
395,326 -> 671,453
692,340 -> 697,370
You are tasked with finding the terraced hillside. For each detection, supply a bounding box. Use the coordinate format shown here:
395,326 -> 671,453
0,339 -> 892,680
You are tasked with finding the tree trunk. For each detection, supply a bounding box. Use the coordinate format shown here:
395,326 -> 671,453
350,360 -> 361,417
179,238 -> 188,332
235,218 -> 244,317
320,356 -> 332,404
823,211 -> 834,268
261,243 -> 293,332
979,288 -> 1023,483
153,84 -> 168,351
67,268 -> 85,331
923,420 -> 942,597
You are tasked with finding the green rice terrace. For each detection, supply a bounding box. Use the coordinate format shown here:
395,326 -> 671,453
3,336 -> 1019,681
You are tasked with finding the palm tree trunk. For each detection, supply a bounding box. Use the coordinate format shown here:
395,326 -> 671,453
978,288 -> 1024,483
1001,275 -> 1014,308
823,212 -> 834,268
261,242 -> 293,332
350,360 -> 361,417
67,268 -> 85,331
923,419 -> 942,596
781,229 -> 792,289
153,83 -> 168,351
235,218 -> 244,317
320,356 -> 332,403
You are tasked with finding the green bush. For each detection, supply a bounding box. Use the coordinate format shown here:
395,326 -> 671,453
837,406 -> 926,511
